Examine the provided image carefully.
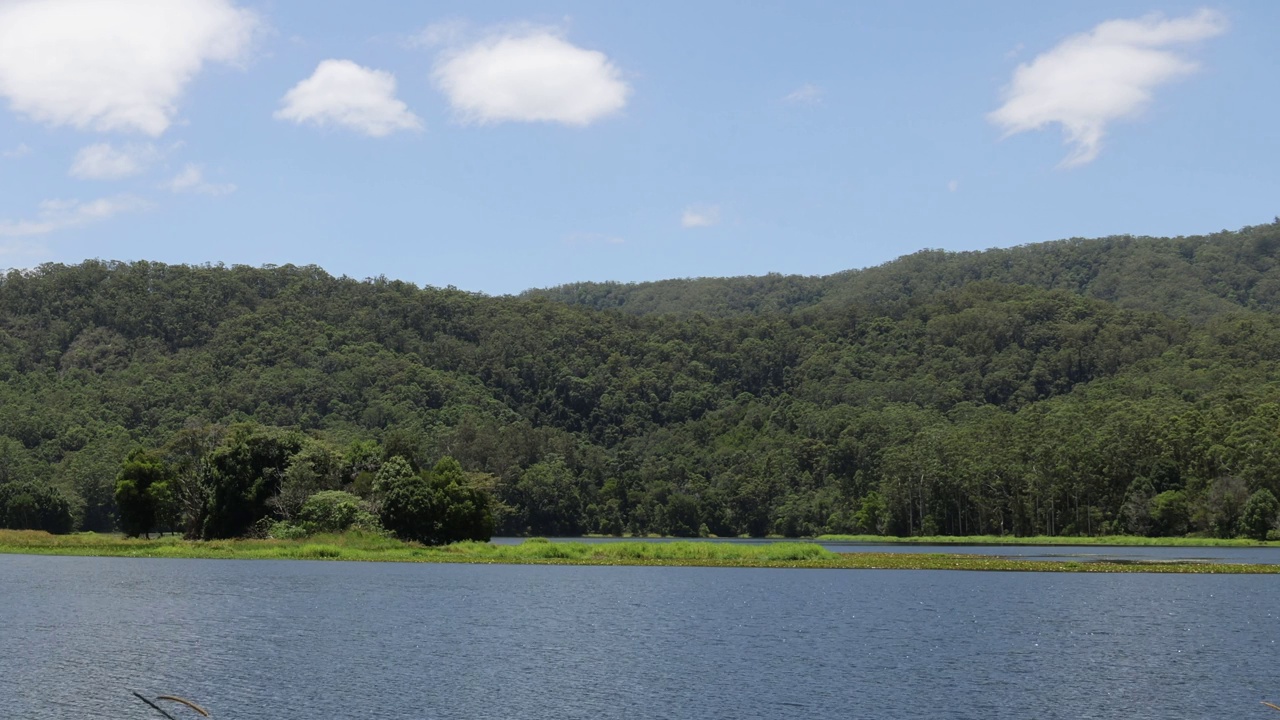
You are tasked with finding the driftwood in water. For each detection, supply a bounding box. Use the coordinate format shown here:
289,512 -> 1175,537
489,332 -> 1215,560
132,690 -> 211,718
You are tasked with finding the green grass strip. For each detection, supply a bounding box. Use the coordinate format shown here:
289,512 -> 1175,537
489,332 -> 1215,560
815,533 -> 1280,547
1,530 -> 1276,573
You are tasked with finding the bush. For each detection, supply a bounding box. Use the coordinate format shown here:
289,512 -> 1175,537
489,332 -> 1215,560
269,522 -> 309,540
297,490 -> 377,534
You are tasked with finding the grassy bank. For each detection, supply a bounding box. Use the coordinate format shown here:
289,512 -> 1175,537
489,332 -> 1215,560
816,533 -> 1280,547
1,530 -> 1277,573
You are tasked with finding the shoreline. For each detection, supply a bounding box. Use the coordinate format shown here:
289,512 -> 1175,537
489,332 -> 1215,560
578,533 -> 1280,548
811,534 -> 1280,548
1,531 -> 1276,574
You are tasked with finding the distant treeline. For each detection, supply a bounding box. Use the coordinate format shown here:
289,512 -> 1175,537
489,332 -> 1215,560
2,221 -> 1280,540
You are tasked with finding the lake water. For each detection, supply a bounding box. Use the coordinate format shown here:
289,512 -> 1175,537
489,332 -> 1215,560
2,554 -> 1277,720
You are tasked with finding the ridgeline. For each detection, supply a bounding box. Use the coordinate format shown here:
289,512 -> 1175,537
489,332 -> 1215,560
3,221 -> 1280,542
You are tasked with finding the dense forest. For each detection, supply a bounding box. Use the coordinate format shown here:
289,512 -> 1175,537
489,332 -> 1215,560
3,221 -> 1280,541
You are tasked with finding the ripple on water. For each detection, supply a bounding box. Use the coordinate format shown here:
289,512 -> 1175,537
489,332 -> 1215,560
1,555 -> 1276,719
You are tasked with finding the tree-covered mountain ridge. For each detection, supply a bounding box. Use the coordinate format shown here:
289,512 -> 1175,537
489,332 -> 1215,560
2,220 -> 1280,541
527,220 -> 1280,320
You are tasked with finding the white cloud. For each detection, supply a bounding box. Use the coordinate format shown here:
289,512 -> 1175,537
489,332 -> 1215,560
433,27 -> 630,126
3,143 -> 31,159
989,9 -> 1226,167
783,83 -> 823,105
413,20 -> 466,49
275,60 -> 423,137
0,196 -> 149,237
947,179 -> 959,192
164,163 -> 236,196
69,143 -> 159,179
681,205 -> 720,228
0,0 -> 259,136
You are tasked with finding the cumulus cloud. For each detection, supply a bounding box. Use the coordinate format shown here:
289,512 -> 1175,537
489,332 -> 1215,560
432,27 -> 630,126
0,0 -> 259,136
989,9 -> 1227,167
0,196 -> 149,237
783,83 -> 823,105
164,163 -> 236,196
681,205 -> 720,228
3,143 -> 31,159
69,143 -> 159,179
275,60 -> 423,137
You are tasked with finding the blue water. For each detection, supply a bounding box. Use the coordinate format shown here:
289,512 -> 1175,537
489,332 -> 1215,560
1,554 -> 1277,719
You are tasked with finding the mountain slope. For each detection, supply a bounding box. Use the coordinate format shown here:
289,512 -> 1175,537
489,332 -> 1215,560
2,222 -> 1280,540
526,220 -> 1280,320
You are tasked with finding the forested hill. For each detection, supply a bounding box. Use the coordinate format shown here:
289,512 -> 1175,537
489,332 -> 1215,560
525,221 -> 1280,320
3,221 -> 1280,541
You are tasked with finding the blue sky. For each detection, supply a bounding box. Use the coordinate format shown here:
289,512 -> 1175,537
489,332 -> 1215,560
0,1 -> 1276,295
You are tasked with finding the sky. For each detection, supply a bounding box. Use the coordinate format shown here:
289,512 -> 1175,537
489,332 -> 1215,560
0,0 -> 1276,295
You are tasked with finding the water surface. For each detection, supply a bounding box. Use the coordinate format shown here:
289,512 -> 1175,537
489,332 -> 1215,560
2,554 -> 1276,719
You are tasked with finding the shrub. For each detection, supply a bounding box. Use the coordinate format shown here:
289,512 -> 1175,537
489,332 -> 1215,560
269,522 -> 309,540
297,490 -> 377,534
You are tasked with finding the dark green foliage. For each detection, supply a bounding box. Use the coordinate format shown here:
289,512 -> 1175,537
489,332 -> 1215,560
1241,490 -> 1279,541
0,481 -> 74,534
6,221 -> 1280,539
375,456 -> 494,544
527,221 -> 1280,320
202,425 -> 305,539
114,449 -> 170,538
1200,477 -> 1251,539
510,456 -> 591,536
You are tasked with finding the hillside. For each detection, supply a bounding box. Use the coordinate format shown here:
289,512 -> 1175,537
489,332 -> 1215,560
3,221 -> 1280,540
526,220 -> 1280,320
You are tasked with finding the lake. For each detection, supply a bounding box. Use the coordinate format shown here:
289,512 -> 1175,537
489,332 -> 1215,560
1,554 -> 1277,719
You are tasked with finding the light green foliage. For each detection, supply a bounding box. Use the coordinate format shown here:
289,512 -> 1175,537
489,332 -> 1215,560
273,442 -> 342,519
1148,490 -> 1190,537
7,531 -> 1279,574
296,490 -> 378,534
268,522 -> 309,540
